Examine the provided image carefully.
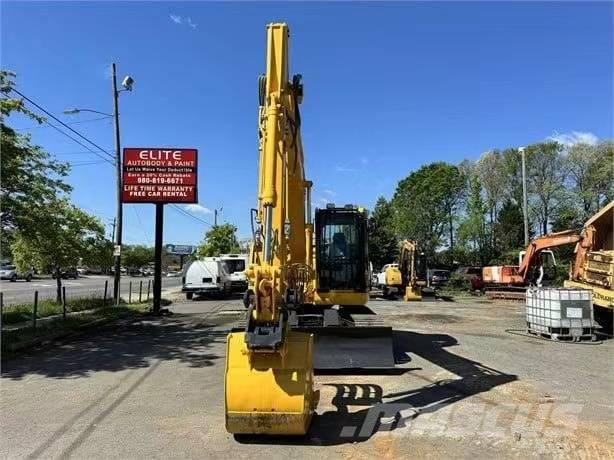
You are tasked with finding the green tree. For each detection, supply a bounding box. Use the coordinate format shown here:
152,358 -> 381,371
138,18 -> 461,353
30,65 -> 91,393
11,199 -> 105,302
392,162 -> 464,259
501,147 -> 526,206
198,223 -> 239,257
495,199 -> 524,254
475,150 -> 506,251
457,175 -> 490,265
122,245 -> 155,269
526,141 -> 566,235
566,141 -> 613,221
1,71 -> 71,255
81,236 -> 114,271
368,197 -> 398,269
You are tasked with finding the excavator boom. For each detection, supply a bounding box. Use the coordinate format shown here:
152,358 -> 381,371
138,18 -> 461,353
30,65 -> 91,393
226,23 -> 395,436
225,23 -> 315,436
517,230 -> 581,279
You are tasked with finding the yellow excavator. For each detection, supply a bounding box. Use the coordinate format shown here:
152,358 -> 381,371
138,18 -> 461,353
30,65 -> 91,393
381,240 -> 428,300
225,23 -> 393,436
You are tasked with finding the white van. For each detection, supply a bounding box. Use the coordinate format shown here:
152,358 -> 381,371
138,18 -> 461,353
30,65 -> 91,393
219,254 -> 248,292
182,258 -> 232,300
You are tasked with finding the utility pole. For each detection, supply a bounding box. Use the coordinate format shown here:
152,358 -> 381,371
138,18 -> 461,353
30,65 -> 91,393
110,217 -> 117,242
214,205 -> 223,226
520,146 -> 529,246
112,63 -> 123,303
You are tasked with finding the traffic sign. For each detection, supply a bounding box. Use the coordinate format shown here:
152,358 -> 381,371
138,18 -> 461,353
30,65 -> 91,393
165,244 -> 195,255
122,148 -> 198,203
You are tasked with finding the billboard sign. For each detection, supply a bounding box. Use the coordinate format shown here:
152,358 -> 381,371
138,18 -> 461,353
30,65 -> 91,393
165,244 -> 196,255
122,148 -> 198,203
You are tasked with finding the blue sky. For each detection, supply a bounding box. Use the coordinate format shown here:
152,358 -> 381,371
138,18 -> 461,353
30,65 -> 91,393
2,2 -> 612,246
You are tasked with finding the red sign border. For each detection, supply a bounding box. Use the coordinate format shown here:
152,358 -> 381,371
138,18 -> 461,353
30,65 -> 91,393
122,147 -> 198,204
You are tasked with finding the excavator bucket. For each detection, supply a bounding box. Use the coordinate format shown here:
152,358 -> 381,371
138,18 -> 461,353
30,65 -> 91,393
404,286 -> 422,301
225,331 -> 316,435
298,326 -> 395,369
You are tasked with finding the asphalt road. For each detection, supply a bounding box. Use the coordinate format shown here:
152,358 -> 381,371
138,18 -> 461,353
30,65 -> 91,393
1,296 -> 612,459
0,275 -> 183,306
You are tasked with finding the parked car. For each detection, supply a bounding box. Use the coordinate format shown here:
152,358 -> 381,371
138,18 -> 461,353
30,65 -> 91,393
77,267 -> 90,276
52,268 -> 78,279
429,269 -> 450,287
182,258 -> 232,299
127,267 -> 142,276
0,264 -> 34,282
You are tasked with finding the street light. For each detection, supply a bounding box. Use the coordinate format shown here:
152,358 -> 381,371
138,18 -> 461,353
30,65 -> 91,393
214,205 -> 223,226
519,146 -> 529,246
63,108 -> 113,117
64,63 -> 134,304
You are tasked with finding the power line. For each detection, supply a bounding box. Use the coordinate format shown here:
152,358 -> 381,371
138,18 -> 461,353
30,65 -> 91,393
8,87 -> 115,161
55,150 -> 114,156
132,206 -> 153,243
14,116 -> 111,131
69,160 -> 108,167
170,204 -> 212,227
39,119 -> 115,166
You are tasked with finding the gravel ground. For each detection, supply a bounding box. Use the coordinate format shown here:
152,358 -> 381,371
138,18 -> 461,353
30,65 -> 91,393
1,293 -> 612,459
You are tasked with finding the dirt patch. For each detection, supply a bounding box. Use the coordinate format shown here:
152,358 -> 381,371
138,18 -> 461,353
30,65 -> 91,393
397,313 -> 463,324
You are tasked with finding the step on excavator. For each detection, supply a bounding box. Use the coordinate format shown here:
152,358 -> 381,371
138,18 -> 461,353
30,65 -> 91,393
225,23 -> 394,436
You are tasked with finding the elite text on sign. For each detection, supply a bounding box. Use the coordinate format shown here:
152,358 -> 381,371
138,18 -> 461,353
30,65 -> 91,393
122,148 -> 198,203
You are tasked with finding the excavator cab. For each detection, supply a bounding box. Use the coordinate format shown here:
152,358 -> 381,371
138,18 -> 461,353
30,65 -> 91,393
315,205 -> 369,299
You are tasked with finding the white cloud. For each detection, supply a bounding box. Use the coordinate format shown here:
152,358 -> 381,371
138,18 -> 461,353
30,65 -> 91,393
547,131 -> 598,147
186,17 -> 198,29
170,14 -> 197,29
323,189 -> 336,196
335,166 -> 355,172
184,204 -> 212,214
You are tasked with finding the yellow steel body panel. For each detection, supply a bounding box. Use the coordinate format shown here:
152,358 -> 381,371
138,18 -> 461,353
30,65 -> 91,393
384,266 -> 403,287
563,280 -> 614,309
225,331 -> 315,434
404,286 -> 422,301
249,22 -> 309,322
312,290 -> 369,306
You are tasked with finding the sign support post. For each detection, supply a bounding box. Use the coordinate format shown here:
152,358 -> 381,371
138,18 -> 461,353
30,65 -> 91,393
153,203 -> 164,314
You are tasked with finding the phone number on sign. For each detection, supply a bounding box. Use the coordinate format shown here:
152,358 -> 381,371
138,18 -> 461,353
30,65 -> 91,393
135,177 -> 188,185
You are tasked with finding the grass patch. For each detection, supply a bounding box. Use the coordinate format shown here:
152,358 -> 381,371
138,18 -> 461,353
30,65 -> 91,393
1,304 -> 147,353
436,289 -> 475,299
2,297 -> 113,325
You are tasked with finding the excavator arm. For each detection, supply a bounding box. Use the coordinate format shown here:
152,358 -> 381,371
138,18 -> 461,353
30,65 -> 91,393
225,23 -> 316,436
517,230 -> 582,280
571,225 -> 596,280
399,240 -> 424,300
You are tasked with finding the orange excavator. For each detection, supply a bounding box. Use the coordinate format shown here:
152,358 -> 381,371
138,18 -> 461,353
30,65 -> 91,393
483,230 -> 582,288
